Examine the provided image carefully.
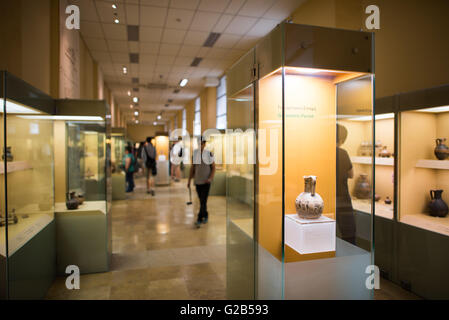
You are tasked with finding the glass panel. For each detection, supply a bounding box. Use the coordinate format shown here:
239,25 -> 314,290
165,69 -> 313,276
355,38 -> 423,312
3,72 -> 55,299
226,81 -> 255,299
217,76 -> 226,98
399,107 -> 449,236
217,95 -> 227,117
283,68 -> 374,299
216,114 -> 227,130
111,134 -> 125,173
0,72 -> 6,299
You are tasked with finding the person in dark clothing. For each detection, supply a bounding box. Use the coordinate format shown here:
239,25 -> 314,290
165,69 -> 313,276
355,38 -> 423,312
123,146 -> 136,193
141,137 -> 157,195
336,123 -> 357,245
187,139 -> 215,228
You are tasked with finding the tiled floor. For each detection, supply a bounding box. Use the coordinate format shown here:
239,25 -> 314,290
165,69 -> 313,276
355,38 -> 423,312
46,176 -> 227,300
46,175 -> 419,300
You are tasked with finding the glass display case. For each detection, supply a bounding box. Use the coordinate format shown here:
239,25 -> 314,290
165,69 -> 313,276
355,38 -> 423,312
0,71 -> 55,299
111,128 -> 126,174
53,99 -> 111,275
226,23 -> 375,300
155,133 -> 170,186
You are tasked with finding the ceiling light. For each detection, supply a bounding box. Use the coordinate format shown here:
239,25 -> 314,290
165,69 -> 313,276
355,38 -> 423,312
127,90 -> 131,96
122,66 -> 127,74
157,115 -> 162,120
130,104 -> 133,109
345,113 -> 394,121
134,111 -> 139,116
133,97 -> 139,103
415,105 -> 449,113
153,121 -> 157,126
179,79 -> 188,87
112,4 -> 117,9
135,120 -> 139,124
114,18 -> 120,24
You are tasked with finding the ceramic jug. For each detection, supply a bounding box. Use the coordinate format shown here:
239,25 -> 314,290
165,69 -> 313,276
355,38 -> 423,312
66,192 -> 79,210
429,190 -> 448,217
295,175 -> 324,219
354,174 -> 372,199
434,138 -> 449,160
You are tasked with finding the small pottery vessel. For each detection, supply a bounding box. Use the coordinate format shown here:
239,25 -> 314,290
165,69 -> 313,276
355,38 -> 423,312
354,174 -> 372,199
295,175 -> 324,219
384,197 -> 392,205
375,194 -> 381,202
66,192 -> 79,210
0,209 -> 18,227
375,141 -> 382,156
2,146 -> 13,162
379,146 -> 391,158
429,190 -> 448,217
77,194 -> 85,205
434,138 -> 449,160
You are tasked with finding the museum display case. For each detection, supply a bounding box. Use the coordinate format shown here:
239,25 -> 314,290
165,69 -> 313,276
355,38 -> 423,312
226,23 -> 375,299
155,133 -> 170,186
53,99 -> 111,274
0,71 -> 56,299
110,128 -> 126,200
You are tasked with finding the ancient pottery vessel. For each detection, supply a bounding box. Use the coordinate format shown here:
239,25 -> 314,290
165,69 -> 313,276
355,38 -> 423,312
295,175 -> 324,219
384,196 -> 392,205
429,190 -> 448,217
434,138 -> 449,160
2,146 -> 13,162
66,192 -> 79,210
354,174 -> 372,199
379,146 -> 391,158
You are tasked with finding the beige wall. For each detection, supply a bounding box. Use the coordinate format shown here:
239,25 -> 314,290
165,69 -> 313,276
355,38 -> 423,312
127,124 -> 165,142
291,0 -> 449,98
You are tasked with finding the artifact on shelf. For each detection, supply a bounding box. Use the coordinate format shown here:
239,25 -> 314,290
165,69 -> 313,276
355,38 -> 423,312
354,173 -> 372,199
375,194 -> 381,202
295,175 -> 324,219
429,190 -> 448,217
434,138 -> 449,160
379,146 -> 391,158
384,196 -> 392,205
2,146 -> 13,162
0,209 -> 18,227
77,193 -> 85,205
66,192 -> 80,210
375,141 -> 382,156
358,141 -> 372,156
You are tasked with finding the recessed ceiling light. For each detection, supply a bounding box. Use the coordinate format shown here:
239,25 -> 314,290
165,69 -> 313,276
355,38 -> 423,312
112,4 -> 117,9
153,121 -> 157,126
157,115 -> 162,120
130,104 -> 133,109
122,66 -> 128,74
133,97 -> 139,103
134,111 -> 139,116
179,79 -> 188,87
127,90 -> 131,96
114,18 -> 120,24
135,120 -> 139,124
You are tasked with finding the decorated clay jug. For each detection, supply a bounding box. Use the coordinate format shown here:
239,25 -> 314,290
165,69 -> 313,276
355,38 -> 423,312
295,175 -> 324,219
429,190 -> 448,217
354,174 -> 372,199
66,192 -> 79,210
434,138 -> 449,160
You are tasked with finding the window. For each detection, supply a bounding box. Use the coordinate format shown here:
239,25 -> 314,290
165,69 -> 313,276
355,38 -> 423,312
216,76 -> 227,129
194,97 -> 201,136
182,109 -> 187,133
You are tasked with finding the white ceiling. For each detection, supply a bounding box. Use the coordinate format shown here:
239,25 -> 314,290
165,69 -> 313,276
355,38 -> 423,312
75,0 -> 305,124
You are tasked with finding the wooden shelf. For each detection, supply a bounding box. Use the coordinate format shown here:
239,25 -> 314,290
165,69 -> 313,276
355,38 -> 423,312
0,161 -> 33,174
351,156 -> 394,166
415,159 -> 449,170
401,214 -> 449,237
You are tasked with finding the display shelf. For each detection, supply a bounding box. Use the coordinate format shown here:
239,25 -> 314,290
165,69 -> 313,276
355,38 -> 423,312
352,199 -> 394,219
0,212 -> 53,257
55,201 -> 106,215
0,161 -> 33,174
351,156 -> 394,166
415,159 -> 449,170
401,214 -> 449,236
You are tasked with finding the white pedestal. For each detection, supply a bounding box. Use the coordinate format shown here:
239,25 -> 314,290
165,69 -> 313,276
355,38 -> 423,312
156,160 -> 170,185
285,214 -> 336,254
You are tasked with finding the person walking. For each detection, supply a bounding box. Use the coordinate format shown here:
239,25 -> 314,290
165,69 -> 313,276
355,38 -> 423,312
123,146 -> 136,193
188,139 -> 215,228
141,136 -> 157,196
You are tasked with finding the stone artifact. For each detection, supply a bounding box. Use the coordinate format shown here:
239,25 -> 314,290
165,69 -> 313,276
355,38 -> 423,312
295,175 -> 324,219
379,146 -> 391,158
354,174 -> 372,199
429,190 -> 448,217
0,209 -> 18,227
66,192 -> 80,210
434,138 -> 449,160
384,196 -> 392,205
2,146 -> 13,162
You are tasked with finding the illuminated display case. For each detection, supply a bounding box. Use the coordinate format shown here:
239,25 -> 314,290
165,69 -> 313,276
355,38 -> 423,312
53,100 -> 111,275
111,128 -> 126,174
154,133 -> 170,186
0,71 -> 55,299
226,23 -> 375,299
